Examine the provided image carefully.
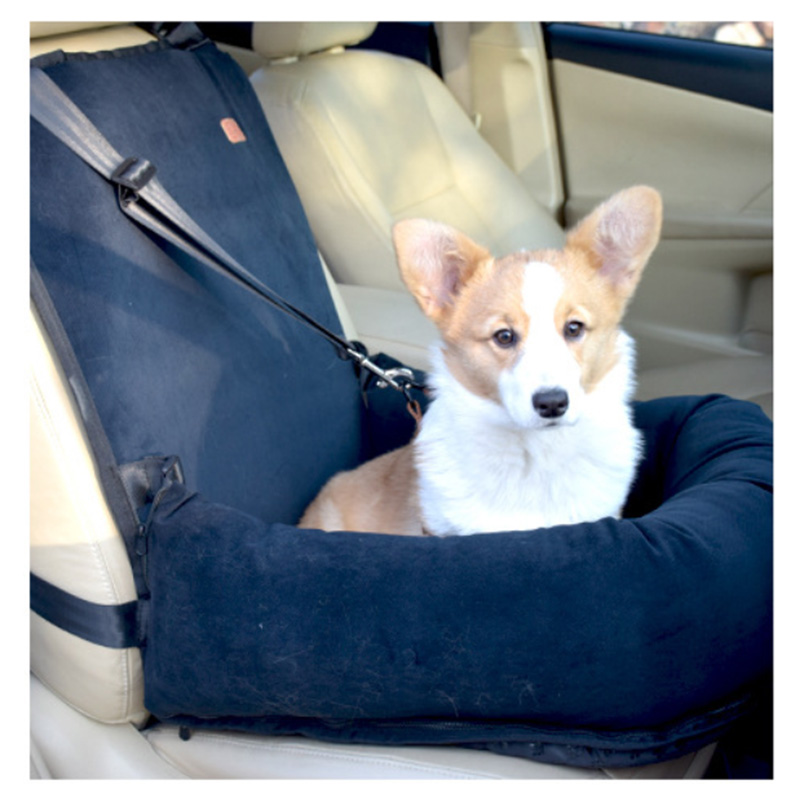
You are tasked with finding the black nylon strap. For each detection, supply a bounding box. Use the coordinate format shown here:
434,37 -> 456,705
30,572 -> 139,649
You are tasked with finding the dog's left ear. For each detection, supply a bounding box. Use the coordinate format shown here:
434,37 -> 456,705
567,186 -> 662,302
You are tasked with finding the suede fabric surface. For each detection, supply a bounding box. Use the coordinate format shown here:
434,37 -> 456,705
141,395 -> 772,765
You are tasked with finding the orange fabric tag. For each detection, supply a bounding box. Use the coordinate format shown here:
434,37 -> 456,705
220,117 -> 247,144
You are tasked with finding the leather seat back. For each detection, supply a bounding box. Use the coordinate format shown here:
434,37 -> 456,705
249,22 -> 565,293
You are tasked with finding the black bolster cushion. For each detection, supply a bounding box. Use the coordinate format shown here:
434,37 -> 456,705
141,394 -> 772,746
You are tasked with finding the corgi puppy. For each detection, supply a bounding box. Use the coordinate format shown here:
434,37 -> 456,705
299,186 -> 663,536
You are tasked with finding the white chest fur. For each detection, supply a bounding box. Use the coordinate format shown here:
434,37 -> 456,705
414,340 -> 642,536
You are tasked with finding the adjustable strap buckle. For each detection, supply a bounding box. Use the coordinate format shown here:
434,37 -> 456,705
110,156 -> 157,206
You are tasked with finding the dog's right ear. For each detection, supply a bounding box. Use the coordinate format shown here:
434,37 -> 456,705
392,219 -> 491,324
565,186 -> 662,307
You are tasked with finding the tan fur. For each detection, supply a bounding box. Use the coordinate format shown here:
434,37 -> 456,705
298,445 -> 423,535
439,258 -> 529,403
298,186 -> 662,534
550,247 -> 631,393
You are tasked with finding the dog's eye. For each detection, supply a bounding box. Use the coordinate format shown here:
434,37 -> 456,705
564,320 -> 585,341
492,328 -> 517,348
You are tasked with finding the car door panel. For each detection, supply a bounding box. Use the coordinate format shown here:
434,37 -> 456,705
544,24 -> 772,371
550,59 -> 772,235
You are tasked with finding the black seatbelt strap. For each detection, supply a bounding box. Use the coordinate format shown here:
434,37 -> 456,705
30,572 -> 139,649
29,66 -> 423,399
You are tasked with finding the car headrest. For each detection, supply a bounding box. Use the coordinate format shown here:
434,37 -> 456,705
251,22 -> 377,60
30,22 -> 122,39
29,22 -> 155,59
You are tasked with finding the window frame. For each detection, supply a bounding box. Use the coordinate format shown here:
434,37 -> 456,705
543,22 -> 773,111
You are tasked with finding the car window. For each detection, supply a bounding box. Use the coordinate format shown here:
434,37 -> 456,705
576,22 -> 773,49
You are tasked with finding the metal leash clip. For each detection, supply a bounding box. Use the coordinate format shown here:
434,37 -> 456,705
346,347 -> 420,393
376,366 -> 424,427
374,366 -> 418,392
347,351 -> 425,426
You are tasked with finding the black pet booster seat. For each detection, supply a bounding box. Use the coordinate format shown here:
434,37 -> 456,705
30,24 -> 773,770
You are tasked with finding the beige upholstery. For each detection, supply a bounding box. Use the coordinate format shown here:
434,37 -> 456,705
436,22 -> 564,215
29,22 -> 717,779
29,22 -> 155,58
250,24 -> 564,295
143,725 -> 716,780
30,674 -> 184,779
552,61 -> 773,237
740,273 -> 773,353
253,21 -> 377,60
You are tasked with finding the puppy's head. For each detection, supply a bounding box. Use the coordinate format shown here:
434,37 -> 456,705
392,186 -> 662,428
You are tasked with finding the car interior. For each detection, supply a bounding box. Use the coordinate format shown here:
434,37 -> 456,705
29,21 -> 773,779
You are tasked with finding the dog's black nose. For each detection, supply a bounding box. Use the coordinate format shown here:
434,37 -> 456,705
532,388 -> 569,419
